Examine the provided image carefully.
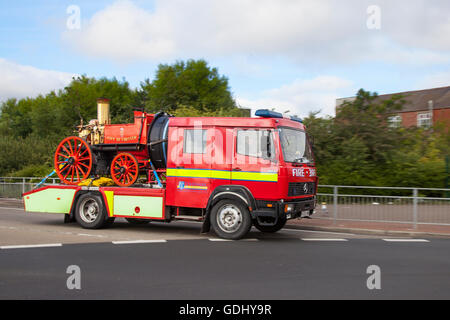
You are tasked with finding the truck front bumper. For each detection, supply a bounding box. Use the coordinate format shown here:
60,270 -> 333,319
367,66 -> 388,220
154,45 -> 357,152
252,197 -> 316,220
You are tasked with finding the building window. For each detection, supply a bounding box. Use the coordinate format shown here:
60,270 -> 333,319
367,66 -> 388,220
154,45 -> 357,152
417,112 -> 432,128
388,115 -> 402,128
184,129 -> 207,154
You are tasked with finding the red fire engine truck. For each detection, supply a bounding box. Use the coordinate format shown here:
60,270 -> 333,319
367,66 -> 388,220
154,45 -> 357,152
22,100 -> 317,239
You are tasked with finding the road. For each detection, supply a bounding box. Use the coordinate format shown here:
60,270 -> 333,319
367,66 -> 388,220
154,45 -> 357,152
0,206 -> 449,299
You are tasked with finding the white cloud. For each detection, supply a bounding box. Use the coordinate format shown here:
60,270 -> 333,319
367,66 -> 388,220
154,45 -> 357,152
63,0 -> 174,62
236,76 -> 353,118
0,58 -> 76,101
381,1 -> 450,52
416,71 -> 450,89
63,0 -> 450,66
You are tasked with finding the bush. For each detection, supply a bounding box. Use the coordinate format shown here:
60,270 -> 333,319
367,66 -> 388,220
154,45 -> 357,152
9,164 -> 54,177
0,135 -> 59,176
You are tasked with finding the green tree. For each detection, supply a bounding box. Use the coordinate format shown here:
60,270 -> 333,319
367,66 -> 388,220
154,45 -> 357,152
59,75 -> 137,126
139,59 -> 237,113
334,89 -> 405,164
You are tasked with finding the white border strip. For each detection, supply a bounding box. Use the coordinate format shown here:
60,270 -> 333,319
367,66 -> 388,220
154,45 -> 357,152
0,243 -> 62,249
208,238 -> 259,242
301,238 -> 348,241
382,239 -> 429,242
0,207 -> 25,211
112,240 -> 167,244
282,228 -> 355,236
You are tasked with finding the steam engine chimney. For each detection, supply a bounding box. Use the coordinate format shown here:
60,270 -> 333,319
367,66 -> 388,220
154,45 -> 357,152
97,98 -> 110,125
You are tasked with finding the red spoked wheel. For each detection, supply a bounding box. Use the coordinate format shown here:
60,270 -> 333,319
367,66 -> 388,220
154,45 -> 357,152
54,136 -> 93,185
110,153 -> 139,187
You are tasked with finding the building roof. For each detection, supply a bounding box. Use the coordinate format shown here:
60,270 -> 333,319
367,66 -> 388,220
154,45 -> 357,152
336,85 -> 450,113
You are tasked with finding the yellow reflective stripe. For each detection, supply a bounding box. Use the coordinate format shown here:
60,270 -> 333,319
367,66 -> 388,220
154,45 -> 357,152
167,168 -> 277,182
104,191 -> 114,217
185,185 -> 208,190
231,171 -> 278,182
210,170 -> 231,180
166,168 -> 214,178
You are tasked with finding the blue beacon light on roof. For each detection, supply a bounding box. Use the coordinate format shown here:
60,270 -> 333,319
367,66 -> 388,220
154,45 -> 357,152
254,109 -> 303,123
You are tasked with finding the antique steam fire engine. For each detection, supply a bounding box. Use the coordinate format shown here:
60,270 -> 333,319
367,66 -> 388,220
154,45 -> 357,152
54,99 -> 170,186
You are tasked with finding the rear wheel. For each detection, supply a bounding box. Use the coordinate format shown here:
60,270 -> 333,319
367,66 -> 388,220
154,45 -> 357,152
210,199 -> 252,240
254,217 -> 287,233
75,193 -> 108,229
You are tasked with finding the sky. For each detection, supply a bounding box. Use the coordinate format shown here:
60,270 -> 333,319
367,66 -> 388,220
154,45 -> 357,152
1,0 -> 450,117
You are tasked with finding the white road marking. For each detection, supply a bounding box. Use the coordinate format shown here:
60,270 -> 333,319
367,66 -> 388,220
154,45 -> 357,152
282,228 -> 355,236
112,240 -> 167,244
0,226 -> 18,230
301,238 -> 348,241
0,243 -> 62,249
382,239 -> 430,242
209,238 -> 259,242
0,207 -> 24,211
77,233 -> 107,238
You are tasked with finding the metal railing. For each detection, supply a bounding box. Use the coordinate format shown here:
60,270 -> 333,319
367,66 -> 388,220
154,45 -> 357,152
1,178 -> 449,228
316,185 -> 450,229
0,177 -> 60,199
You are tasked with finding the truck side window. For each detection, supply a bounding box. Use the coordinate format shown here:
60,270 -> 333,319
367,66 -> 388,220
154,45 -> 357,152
237,129 -> 275,160
184,129 -> 207,154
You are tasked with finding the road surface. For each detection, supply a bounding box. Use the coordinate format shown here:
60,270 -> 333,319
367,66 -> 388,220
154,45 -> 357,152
0,206 -> 449,299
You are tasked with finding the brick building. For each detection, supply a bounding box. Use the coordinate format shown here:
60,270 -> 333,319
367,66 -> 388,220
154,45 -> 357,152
336,86 -> 450,128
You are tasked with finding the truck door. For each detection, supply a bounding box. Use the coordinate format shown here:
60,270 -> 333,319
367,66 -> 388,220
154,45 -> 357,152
232,128 -> 279,200
166,126 -> 214,208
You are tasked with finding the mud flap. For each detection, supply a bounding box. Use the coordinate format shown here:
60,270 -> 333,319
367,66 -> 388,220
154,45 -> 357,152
201,214 -> 211,233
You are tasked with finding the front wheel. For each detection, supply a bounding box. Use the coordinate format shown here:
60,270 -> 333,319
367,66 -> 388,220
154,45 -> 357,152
254,217 -> 287,233
210,199 -> 252,240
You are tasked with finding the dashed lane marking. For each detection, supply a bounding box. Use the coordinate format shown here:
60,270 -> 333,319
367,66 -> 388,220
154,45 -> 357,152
382,238 -> 430,242
0,243 -> 62,250
282,228 -> 355,236
0,207 -> 24,211
301,238 -> 348,241
77,233 -> 107,238
208,238 -> 259,242
112,240 -> 168,245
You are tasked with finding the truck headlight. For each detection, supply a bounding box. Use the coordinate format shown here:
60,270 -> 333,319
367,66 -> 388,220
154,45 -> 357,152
284,204 -> 295,213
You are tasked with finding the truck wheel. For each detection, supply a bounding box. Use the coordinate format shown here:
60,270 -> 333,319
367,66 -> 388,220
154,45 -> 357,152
254,217 -> 287,233
210,199 -> 252,240
125,218 -> 150,225
75,193 -> 108,229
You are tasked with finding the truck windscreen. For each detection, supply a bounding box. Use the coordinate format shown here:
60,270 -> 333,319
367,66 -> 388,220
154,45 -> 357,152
279,128 -> 314,164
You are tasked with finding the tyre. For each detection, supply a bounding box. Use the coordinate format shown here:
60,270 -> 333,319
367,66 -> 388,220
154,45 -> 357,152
125,218 -> 151,225
254,217 -> 286,233
75,193 -> 108,229
210,199 -> 252,240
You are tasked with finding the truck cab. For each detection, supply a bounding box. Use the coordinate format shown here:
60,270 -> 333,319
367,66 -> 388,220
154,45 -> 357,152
165,110 -> 317,239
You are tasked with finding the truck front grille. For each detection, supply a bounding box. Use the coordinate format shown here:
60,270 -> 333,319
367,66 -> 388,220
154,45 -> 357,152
288,182 -> 315,197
